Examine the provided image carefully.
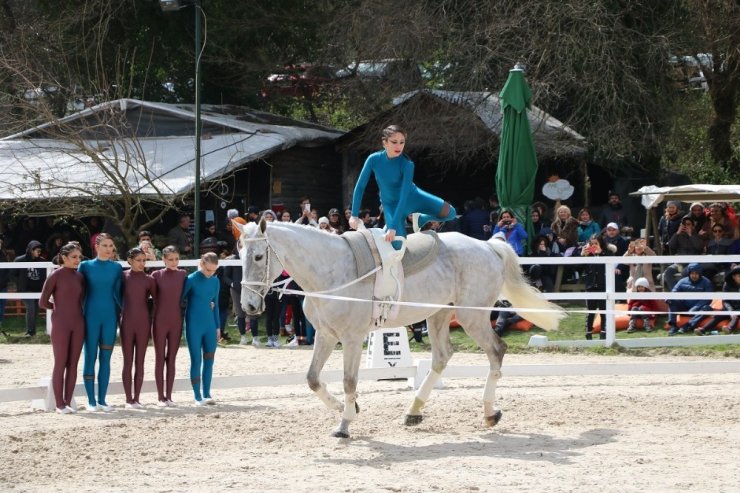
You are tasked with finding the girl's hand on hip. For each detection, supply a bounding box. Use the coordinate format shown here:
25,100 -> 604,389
384,229 -> 396,242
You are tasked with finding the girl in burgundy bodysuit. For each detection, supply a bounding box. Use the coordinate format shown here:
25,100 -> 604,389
151,246 -> 187,407
38,243 -> 86,414
120,247 -> 156,409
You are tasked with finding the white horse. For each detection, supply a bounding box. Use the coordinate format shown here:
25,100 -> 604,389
236,220 -> 563,438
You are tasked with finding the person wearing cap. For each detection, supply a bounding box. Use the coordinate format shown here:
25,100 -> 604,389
657,201 -> 683,253
245,206 -> 260,224
603,221 -> 629,290
318,216 -> 337,234
327,208 -> 345,234
626,277 -> 659,333
349,125 -> 457,249
667,263 -> 714,336
660,215 -> 705,291
696,265 -> 740,335
227,209 -> 247,242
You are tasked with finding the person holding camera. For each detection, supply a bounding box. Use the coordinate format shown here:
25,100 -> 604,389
581,234 -> 615,340
492,209 -> 528,256
660,215 -> 705,291
294,197 -> 318,227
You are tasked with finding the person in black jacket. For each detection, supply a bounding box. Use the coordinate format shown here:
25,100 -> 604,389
581,234 -> 613,340
14,240 -> 47,337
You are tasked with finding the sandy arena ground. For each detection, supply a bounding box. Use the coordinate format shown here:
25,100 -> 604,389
1,344 -> 739,493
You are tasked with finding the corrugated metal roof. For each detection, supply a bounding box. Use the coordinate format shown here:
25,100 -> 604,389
0,99 -> 343,200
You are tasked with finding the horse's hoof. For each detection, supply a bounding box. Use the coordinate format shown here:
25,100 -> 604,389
404,414 -> 423,426
355,401 -> 360,414
484,410 -> 503,427
331,429 -> 350,439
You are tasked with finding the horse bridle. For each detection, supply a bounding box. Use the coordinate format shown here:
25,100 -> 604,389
239,235 -> 284,304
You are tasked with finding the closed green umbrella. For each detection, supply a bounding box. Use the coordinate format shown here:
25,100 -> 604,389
495,66 -> 538,254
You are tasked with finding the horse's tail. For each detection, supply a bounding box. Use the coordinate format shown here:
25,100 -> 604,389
487,239 -> 565,331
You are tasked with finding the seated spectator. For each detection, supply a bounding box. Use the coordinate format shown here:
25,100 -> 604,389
707,202 -> 737,240
657,201 -> 683,253
261,210 -> 277,222
687,202 -> 709,239
528,234 -> 561,292
696,265 -> 740,335
530,208 -> 545,236
551,205 -> 579,254
703,223 -> 734,280
318,216 -> 338,234
660,215 -> 705,291
599,191 -> 629,230
624,238 -> 656,291
358,209 -> 376,228
626,277 -> 659,333
493,209 -> 527,256
488,195 -> 501,225
491,300 -> 523,337
577,208 -> 601,244
461,197 -> 491,241
667,263 -> 714,336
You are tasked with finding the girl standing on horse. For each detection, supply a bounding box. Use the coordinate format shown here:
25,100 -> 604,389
349,125 -> 456,248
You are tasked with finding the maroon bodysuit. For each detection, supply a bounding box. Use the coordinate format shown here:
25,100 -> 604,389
120,269 -> 156,404
151,268 -> 187,402
38,267 -> 86,410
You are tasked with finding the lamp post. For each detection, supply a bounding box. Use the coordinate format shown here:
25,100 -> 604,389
160,0 -> 202,256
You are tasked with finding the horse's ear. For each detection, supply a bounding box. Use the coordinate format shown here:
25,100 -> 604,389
231,219 -> 246,236
259,218 -> 267,234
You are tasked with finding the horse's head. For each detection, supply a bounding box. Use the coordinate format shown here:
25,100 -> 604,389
235,218 -> 280,316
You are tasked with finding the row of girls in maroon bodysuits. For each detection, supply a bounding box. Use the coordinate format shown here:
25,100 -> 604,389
39,242 -> 187,413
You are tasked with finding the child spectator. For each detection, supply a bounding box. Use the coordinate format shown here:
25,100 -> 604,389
626,277 -> 658,333
695,265 -> 740,335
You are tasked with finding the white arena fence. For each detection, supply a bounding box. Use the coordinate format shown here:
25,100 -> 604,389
0,254 -> 738,350
1,256 -> 739,409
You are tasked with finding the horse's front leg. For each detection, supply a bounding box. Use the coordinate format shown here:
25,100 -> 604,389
307,329 -> 343,412
405,310 -> 453,426
331,336 -> 364,439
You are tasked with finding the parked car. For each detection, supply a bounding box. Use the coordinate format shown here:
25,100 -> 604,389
260,63 -> 338,100
335,59 -> 423,89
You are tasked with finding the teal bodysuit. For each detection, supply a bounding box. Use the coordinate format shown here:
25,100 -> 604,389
78,258 -> 122,408
351,150 -> 456,244
182,270 -> 220,402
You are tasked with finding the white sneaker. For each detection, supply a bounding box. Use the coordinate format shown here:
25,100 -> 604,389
272,337 -> 281,348
125,402 -> 136,409
97,403 -> 113,412
203,397 -> 216,406
285,337 -> 299,347
240,335 -> 249,345
86,402 -> 98,412
56,406 -> 74,415
65,405 -> 76,414
132,402 -> 145,410
156,400 -> 168,408
412,212 -> 421,233
252,337 -> 261,347
265,337 -> 275,348
166,400 -> 177,407
194,399 -> 206,407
